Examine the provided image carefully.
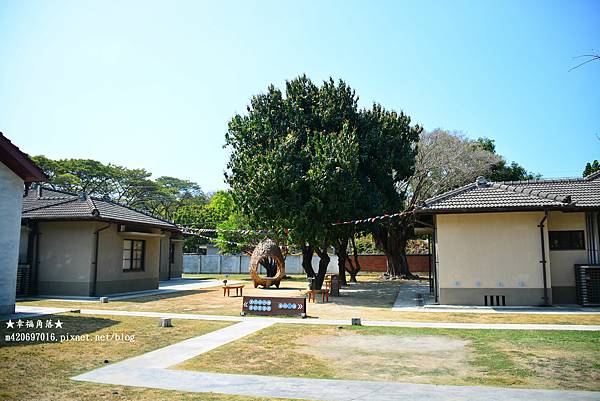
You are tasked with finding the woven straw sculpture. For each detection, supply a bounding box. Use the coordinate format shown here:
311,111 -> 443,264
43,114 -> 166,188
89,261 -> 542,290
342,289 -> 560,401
249,239 -> 285,288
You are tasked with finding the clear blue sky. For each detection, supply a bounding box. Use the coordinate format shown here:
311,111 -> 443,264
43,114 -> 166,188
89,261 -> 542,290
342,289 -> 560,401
1,0 -> 598,191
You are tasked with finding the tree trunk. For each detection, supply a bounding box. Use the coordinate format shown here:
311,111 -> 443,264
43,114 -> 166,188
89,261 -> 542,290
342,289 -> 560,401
377,226 -> 403,277
301,245 -> 315,278
335,238 -> 348,286
314,247 -> 330,290
349,233 -> 361,283
383,224 -> 416,278
259,257 -> 278,277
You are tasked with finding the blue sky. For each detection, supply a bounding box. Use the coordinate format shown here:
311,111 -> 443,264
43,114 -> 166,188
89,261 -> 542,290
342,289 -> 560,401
1,0 -> 598,191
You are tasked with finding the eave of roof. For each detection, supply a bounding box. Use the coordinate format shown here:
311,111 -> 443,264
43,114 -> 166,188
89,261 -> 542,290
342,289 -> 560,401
0,132 -> 48,182
418,174 -> 600,214
22,187 -> 179,231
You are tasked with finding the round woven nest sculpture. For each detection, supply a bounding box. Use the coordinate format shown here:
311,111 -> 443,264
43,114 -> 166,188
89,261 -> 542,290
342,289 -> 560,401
249,239 -> 285,288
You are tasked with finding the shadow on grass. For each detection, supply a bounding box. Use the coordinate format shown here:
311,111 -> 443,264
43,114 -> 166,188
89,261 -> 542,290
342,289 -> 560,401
0,314 -> 119,348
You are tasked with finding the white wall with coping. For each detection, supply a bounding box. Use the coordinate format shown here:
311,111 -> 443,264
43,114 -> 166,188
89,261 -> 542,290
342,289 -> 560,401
202,255 -> 221,273
221,255 -> 241,273
0,161 -> 24,315
183,254 -> 201,274
183,254 -> 338,275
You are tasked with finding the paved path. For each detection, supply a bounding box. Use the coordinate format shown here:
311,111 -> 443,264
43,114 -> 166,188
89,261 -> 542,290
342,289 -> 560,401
14,305 -> 600,331
17,279 -> 238,303
72,320 -> 600,401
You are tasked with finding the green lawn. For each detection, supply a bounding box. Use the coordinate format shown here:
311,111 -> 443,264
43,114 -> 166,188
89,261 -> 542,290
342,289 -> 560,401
177,323 -> 600,391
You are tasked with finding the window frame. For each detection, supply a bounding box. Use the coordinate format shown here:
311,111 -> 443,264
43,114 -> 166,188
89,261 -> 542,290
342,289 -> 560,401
122,239 -> 145,271
549,230 -> 585,251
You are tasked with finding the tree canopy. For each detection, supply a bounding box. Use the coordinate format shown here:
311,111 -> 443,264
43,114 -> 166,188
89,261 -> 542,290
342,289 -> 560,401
583,160 -> 599,177
225,75 -> 421,285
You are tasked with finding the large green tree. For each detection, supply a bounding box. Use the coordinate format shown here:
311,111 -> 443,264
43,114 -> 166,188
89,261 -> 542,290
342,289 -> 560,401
225,76 -> 421,286
225,76 -> 369,288
474,137 -> 539,181
31,156 -> 207,223
583,160 -> 599,177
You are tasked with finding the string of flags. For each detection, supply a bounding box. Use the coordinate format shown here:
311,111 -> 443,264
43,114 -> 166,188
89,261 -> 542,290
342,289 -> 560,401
178,227 -> 269,235
186,231 -> 256,248
331,209 -> 416,226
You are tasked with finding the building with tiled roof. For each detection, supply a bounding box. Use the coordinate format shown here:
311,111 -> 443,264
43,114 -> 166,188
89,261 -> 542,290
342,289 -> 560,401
18,186 -> 184,298
22,187 -> 178,229
1,132 -> 48,315
417,173 -> 600,306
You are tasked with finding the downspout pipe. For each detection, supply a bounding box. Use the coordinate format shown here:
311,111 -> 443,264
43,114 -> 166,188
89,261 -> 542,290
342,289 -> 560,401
91,222 -> 111,297
538,211 -> 550,306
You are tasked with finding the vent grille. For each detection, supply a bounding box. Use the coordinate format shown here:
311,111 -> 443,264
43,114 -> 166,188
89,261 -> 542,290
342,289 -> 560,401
484,295 -> 506,306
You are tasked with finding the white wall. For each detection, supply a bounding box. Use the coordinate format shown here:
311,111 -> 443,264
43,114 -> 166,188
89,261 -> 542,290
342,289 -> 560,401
183,254 -> 339,275
0,162 -> 24,314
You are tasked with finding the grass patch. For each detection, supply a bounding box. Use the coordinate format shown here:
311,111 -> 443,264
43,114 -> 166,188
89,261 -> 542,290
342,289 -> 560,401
177,324 -> 600,391
0,314 -> 296,401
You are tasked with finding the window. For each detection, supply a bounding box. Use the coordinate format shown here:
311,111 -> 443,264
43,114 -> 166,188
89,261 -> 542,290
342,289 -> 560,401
123,239 -> 145,270
549,231 -> 585,250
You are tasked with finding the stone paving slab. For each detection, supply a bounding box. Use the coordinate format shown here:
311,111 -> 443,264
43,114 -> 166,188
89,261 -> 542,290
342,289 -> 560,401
74,360 -> 600,401
15,306 -> 600,331
113,320 -> 274,369
17,279 -> 238,303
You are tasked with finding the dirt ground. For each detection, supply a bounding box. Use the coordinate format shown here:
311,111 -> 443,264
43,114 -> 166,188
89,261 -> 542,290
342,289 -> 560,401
176,324 -> 600,391
295,332 -> 476,382
17,274 -> 600,325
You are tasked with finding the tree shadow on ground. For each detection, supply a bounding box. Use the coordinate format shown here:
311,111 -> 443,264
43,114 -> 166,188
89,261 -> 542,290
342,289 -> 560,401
116,289 -> 211,303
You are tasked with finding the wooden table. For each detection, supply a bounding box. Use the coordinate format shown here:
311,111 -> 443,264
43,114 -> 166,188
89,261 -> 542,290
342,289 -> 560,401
306,289 -> 329,303
223,285 -> 245,297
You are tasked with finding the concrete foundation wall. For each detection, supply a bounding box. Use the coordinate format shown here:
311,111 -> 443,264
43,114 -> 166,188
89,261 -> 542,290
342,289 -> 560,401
440,287 -> 547,306
0,162 -> 24,314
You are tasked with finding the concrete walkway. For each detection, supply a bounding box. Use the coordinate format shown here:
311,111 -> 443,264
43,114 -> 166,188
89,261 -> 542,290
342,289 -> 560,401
16,279 -> 238,303
71,320 -> 600,401
14,305 -> 600,331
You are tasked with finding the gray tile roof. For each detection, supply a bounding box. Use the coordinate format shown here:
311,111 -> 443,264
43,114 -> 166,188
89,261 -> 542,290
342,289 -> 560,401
22,187 -> 178,230
419,172 -> 600,213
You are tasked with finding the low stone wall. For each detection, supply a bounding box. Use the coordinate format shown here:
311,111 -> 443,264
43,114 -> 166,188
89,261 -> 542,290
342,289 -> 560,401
183,254 -> 339,275
345,254 -> 431,273
183,253 -> 431,275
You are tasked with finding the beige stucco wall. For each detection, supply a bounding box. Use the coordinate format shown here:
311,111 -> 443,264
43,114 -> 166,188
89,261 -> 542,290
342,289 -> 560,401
547,211 -> 587,303
95,223 -> 161,295
37,221 -> 95,295
0,161 -> 24,314
436,212 -> 550,305
34,221 -> 165,296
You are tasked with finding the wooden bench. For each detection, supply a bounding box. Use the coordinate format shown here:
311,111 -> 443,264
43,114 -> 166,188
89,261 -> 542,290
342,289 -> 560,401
223,284 -> 245,297
306,289 -> 329,303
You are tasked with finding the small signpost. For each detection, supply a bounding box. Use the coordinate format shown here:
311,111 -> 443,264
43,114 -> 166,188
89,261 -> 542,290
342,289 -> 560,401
241,296 -> 306,317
